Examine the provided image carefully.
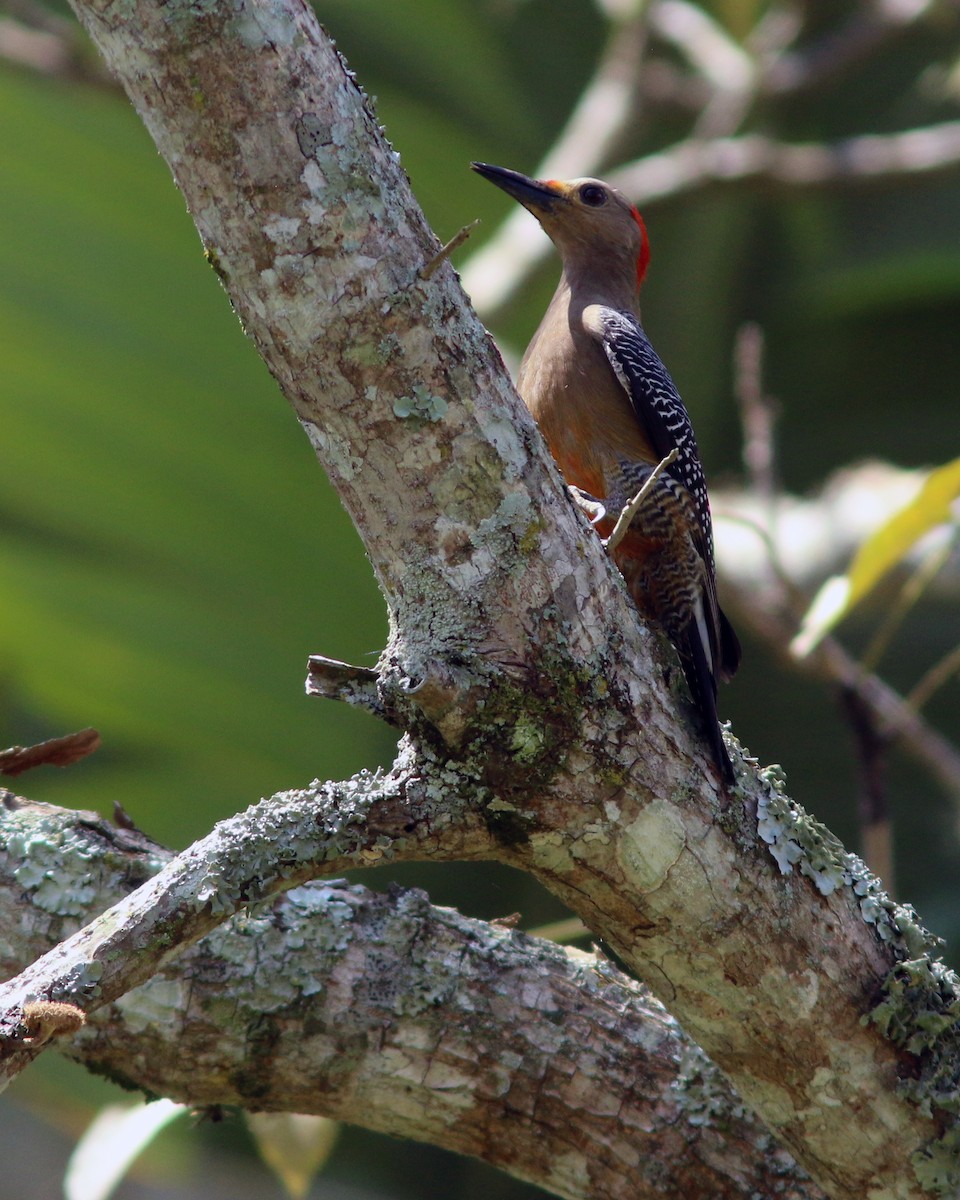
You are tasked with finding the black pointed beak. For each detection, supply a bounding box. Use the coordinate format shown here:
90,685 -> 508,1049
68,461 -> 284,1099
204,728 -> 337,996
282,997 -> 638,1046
471,162 -> 565,212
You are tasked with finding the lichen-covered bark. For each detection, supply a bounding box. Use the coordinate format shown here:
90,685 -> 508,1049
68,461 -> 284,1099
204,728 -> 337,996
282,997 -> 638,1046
0,745 -> 493,1049
0,795 -> 823,1200
7,0 -> 958,1196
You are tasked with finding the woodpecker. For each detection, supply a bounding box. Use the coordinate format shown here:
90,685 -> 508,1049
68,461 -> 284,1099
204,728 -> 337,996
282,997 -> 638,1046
472,162 -> 740,781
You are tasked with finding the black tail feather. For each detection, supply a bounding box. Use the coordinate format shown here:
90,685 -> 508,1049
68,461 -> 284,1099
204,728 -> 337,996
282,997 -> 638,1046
718,606 -> 741,683
676,625 -> 734,783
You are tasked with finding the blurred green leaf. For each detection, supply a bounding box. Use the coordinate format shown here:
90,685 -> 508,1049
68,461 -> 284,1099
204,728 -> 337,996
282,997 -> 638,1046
793,458 -> 960,657
247,1112 -> 340,1199
0,66 -> 395,845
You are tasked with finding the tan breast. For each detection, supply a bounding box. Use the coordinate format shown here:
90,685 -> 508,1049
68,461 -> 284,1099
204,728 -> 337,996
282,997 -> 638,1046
516,292 -> 656,503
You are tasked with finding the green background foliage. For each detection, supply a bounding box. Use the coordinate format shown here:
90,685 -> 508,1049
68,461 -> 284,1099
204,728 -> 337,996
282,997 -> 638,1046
2,0 -> 960,1194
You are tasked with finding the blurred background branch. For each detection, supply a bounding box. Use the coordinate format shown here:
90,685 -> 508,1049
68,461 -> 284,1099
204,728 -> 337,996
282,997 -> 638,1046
462,0 -> 960,319
0,0 -> 112,83
716,323 -> 960,883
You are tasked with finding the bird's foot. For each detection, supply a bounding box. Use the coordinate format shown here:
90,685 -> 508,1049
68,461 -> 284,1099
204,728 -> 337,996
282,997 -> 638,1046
568,486 -> 607,526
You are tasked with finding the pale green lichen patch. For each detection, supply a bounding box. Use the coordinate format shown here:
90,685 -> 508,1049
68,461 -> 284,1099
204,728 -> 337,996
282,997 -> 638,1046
308,154 -> 386,221
48,958 -> 103,1003
528,830 -> 576,874
617,799 -> 686,894
452,643 -> 593,810
114,979 -> 187,1035
393,890 -> 462,1016
227,3 -> 300,50
752,765 -> 960,1192
755,766 -> 944,957
913,1137 -> 960,1196
430,439 -> 505,527
160,0 -> 220,31
301,420 -> 364,482
850,871 -> 940,958
393,387 -> 448,423
474,491 -> 541,565
195,882 -> 365,1020
8,825 -> 100,917
295,113 -> 332,159
473,409 -> 529,483
263,215 -> 301,244
547,1150 -> 590,1196
580,820 -> 611,846
753,766 -> 960,1188
865,956 -> 960,1195
756,763 -> 848,895
344,339 -> 391,369
509,717 -> 547,764
870,958 -> 960,1058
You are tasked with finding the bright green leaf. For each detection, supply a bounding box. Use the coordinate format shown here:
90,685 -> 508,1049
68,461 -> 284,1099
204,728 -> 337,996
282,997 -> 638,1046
793,458 -> 960,657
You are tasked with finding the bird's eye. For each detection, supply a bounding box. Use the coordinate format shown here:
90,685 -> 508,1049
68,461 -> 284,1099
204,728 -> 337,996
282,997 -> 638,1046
579,184 -> 607,207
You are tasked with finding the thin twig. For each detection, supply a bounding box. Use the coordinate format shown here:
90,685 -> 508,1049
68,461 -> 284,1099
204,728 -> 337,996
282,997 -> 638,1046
733,323 -> 779,510
305,654 -> 384,717
763,0 -> 937,96
649,0 -> 752,92
714,464 -> 958,595
717,531 -> 960,806
907,641 -> 960,715
725,331 -> 960,813
420,220 -> 480,280
861,532 -> 957,673
466,121 -> 960,321
648,0 -> 757,137
525,916 -> 589,943
0,728 -> 100,778
612,121 -> 960,204
732,339 -> 900,864
0,8 -> 115,85
604,448 -> 679,555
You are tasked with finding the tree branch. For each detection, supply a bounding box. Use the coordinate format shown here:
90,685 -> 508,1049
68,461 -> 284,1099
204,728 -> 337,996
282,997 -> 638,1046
18,0 -> 960,1195
0,745 -> 492,1087
0,794 -> 824,1200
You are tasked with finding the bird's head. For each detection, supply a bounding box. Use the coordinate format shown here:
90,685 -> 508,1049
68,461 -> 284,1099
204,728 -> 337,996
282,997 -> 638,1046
471,162 -> 650,291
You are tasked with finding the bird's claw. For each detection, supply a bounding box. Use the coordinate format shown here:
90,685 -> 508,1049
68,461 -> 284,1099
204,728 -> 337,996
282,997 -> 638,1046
568,486 -> 607,526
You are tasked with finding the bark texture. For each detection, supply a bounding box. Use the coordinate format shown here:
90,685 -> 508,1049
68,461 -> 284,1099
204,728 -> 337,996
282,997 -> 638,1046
0,794 -> 822,1200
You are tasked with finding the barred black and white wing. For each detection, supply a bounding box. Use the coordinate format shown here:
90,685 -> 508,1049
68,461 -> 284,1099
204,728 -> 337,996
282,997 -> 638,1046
587,305 -> 741,730
590,306 -> 716,574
